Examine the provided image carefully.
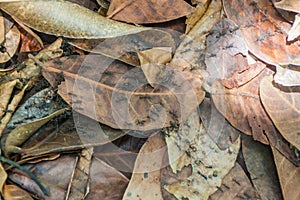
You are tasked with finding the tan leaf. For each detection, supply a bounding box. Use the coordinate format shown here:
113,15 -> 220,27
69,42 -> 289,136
164,110 -> 240,200
272,147 -> 300,200
224,0 -> 300,66
0,163 -> 7,193
0,0 -> 148,39
3,184 -> 33,200
42,55 -> 204,130
123,133 -> 166,200
0,25 -> 20,64
107,0 -> 195,24
0,80 -> 18,119
242,135 -> 282,199
260,75 -> 300,150
275,0 -> 300,13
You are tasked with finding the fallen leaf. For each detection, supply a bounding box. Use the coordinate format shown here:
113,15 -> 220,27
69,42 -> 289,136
211,68 -> 300,166
208,163 -> 260,200
260,75 -> 300,150
0,0 -> 148,39
164,110 -> 240,200
0,163 -> 7,193
0,25 -> 20,64
42,55 -> 204,130
272,147 -> 300,200
0,80 -> 18,119
224,0 -> 300,66
274,0 -> 300,13
0,11 -> 4,44
242,135 -> 282,199
274,65 -> 300,86
3,184 -> 33,200
288,14 -> 300,41
123,133 -> 166,200
107,0 -> 195,24
198,98 -> 240,150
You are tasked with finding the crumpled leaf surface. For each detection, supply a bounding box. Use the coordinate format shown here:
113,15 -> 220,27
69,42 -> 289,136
0,0 -> 148,39
224,0 -> 300,66
42,55 -> 204,130
260,75 -> 300,150
107,0 -> 195,24
242,135 -> 282,199
123,133 -> 166,200
164,111 -> 240,200
208,163 -> 260,200
272,147 -> 300,200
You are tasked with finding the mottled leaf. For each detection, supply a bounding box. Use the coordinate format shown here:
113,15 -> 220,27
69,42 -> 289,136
0,0 -> 148,39
260,75 -> 300,150
107,0 -> 195,24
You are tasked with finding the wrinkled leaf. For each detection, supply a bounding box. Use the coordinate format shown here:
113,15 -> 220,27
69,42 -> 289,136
42,55 -> 204,130
242,135 -> 282,199
164,111 -> 240,200
272,147 -> 300,200
208,163 -> 260,200
0,0 -> 148,39
224,0 -> 300,66
3,184 -> 33,200
123,133 -> 166,200
260,75 -> 300,150
0,25 -> 20,64
107,0 -> 194,24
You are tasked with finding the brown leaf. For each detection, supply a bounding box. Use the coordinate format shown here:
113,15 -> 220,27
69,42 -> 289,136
0,0 -> 148,39
107,0 -> 195,24
0,163 -> 7,193
242,135 -> 282,199
3,184 -> 33,200
0,25 -> 20,64
272,147 -> 300,200
0,80 -> 18,119
208,163 -> 260,200
123,133 -> 166,200
211,68 -> 300,166
42,55 -> 204,130
198,98 -> 240,150
260,75 -> 300,150
224,0 -> 300,66
274,0 -> 300,13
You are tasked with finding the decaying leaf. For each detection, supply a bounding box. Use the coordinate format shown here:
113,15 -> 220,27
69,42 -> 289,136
42,55 -> 204,130
272,147 -> 300,200
274,65 -> 300,86
260,75 -> 300,150
107,0 -> 195,24
69,29 -> 175,67
0,163 -> 7,193
123,133 -> 166,200
0,25 -> 20,64
274,0 -> 300,13
0,80 -> 18,119
288,14 -> 300,41
4,108 -> 67,156
164,111 -> 240,200
0,0 -> 148,39
3,184 -> 33,200
208,163 -> 260,200
198,98 -> 240,150
242,135 -> 282,199
224,0 -> 300,66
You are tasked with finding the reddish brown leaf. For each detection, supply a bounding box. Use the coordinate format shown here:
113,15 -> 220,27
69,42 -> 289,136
107,0 -> 195,24
211,68 -> 300,166
260,75 -> 300,150
42,55 -> 205,131
224,0 -> 300,66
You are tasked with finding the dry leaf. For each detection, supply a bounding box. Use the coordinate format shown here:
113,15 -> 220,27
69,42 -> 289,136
274,0 -> 300,13
164,111 -> 240,200
42,55 -> 204,130
107,0 -> 195,24
0,0 -> 148,39
272,147 -> 300,200
288,14 -> 300,41
260,75 -> 300,150
208,163 -> 260,200
123,133 -> 166,200
0,80 -> 18,119
274,65 -> 300,86
224,0 -> 300,66
242,135 -> 282,199
0,163 -> 7,193
3,184 -> 33,200
0,25 -> 20,64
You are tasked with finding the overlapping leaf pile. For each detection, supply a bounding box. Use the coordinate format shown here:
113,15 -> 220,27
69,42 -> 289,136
0,0 -> 299,199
